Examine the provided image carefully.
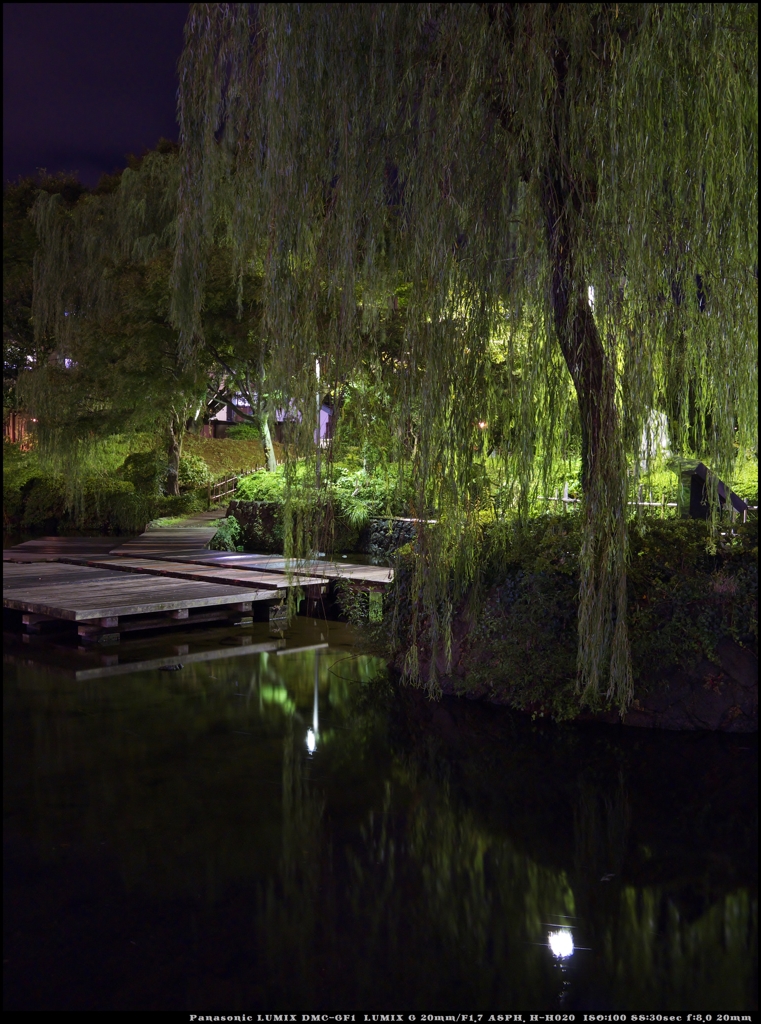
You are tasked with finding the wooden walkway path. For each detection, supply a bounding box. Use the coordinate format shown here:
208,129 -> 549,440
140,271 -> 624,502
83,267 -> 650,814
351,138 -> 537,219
3,512 -> 393,641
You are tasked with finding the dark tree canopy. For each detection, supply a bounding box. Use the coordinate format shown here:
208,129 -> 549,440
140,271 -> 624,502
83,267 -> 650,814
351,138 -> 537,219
24,147 -> 238,495
3,173 -> 90,411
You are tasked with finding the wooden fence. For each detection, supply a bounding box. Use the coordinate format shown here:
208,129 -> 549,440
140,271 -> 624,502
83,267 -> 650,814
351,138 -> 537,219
540,484 -> 757,522
207,468 -> 259,508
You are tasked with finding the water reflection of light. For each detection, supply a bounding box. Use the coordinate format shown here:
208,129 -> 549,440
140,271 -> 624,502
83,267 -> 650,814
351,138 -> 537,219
306,728 -> 317,753
548,929 -> 574,959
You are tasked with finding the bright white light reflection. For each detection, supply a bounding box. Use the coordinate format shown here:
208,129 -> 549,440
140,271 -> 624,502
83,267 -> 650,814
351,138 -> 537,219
588,285 -> 595,311
306,728 -> 317,753
548,929 -> 574,959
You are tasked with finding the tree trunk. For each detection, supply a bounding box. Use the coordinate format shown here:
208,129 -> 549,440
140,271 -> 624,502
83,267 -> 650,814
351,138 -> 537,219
258,408 -> 277,472
541,165 -> 632,709
541,170 -> 613,494
165,414 -> 183,496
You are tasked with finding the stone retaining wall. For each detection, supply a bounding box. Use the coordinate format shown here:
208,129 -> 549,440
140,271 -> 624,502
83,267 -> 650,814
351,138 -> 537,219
226,500 -> 419,558
361,518 -> 418,558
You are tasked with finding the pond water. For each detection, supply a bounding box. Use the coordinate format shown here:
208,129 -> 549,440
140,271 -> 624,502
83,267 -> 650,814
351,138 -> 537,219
3,616 -> 757,1012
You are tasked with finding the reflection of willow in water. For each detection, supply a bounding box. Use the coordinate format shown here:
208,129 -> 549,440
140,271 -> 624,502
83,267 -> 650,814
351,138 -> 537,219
569,774 -> 758,1010
257,741 -> 573,1006
241,680 -> 758,1009
400,769 -> 575,1006
5,654 -> 757,1009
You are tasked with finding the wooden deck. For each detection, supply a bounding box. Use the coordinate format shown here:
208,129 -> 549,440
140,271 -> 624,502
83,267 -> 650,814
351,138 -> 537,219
3,517 -> 393,640
3,559 -> 284,640
60,556 -> 330,592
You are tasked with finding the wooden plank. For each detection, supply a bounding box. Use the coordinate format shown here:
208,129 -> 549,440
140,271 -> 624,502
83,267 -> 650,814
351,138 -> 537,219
72,556 -> 327,590
108,530 -> 218,557
4,564 -> 285,619
3,536 -> 122,558
173,555 -> 274,568
4,563 -> 122,589
247,559 -> 394,584
151,552 -> 395,584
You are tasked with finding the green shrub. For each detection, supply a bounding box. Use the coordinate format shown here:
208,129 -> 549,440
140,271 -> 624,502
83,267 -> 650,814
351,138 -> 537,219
234,463 -> 414,527
3,440 -> 39,490
178,452 -> 212,489
226,423 -> 261,441
20,476 -> 67,528
3,442 -> 40,528
3,483 -> 24,528
331,466 -> 414,526
156,493 -> 206,518
209,516 -> 244,551
235,466 -> 288,502
118,450 -> 165,494
66,479 -> 161,533
228,501 -> 285,552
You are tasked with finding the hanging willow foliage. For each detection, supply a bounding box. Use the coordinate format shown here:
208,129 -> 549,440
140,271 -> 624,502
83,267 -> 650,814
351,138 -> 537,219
169,4 -> 757,710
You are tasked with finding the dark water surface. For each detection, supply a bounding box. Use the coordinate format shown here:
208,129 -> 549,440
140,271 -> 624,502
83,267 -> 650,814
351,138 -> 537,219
3,617 -> 757,1012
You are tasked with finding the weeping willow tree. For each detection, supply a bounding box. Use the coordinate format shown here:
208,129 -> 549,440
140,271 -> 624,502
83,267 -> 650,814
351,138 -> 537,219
22,143 -> 282,493
173,3 -> 757,709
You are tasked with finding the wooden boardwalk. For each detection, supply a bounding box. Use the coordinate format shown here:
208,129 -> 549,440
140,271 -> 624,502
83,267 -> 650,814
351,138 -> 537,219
62,556 -> 330,591
2,536 -> 123,563
3,514 -> 393,641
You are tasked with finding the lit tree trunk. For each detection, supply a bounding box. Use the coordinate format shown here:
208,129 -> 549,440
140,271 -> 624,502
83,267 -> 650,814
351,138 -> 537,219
258,407 -> 278,472
543,208 -> 613,495
541,162 -> 632,708
165,412 -> 184,496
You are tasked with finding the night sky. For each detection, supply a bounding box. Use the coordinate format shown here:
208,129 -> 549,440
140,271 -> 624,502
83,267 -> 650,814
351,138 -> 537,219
3,3 -> 189,188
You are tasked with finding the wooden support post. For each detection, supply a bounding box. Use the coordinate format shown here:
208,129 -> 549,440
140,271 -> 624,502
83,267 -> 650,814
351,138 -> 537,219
78,624 -> 120,644
22,613 -> 67,634
226,600 -> 253,625
252,600 -> 273,623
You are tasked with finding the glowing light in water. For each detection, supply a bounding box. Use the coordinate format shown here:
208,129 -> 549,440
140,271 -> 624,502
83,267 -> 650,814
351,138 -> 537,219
548,929 -> 574,959
306,728 -> 316,753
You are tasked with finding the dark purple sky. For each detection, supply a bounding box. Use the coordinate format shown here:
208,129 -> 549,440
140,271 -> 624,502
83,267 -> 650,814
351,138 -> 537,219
3,2 -> 189,187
